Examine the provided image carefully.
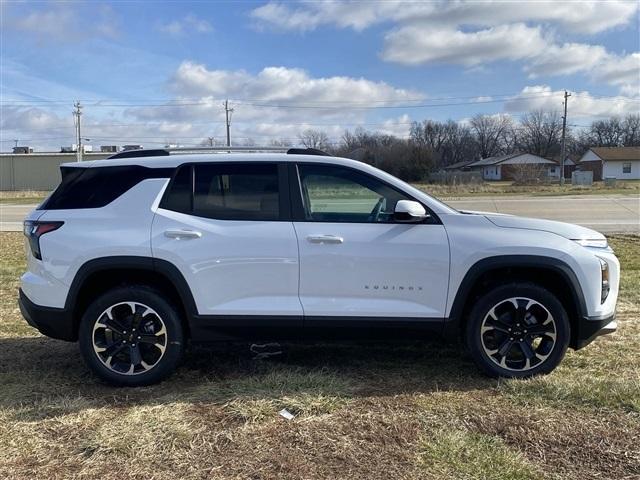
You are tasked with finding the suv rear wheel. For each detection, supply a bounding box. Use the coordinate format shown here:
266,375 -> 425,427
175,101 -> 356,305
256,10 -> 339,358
465,283 -> 570,378
78,286 -> 184,386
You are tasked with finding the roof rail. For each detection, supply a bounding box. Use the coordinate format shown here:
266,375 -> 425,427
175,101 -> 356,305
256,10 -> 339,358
107,146 -> 331,159
286,147 -> 330,156
108,149 -> 170,159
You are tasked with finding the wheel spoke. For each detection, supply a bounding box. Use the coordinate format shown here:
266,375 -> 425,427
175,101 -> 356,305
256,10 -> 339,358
519,340 -> 536,359
104,341 -> 127,358
129,345 -> 142,366
97,314 -> 126,335
497,338 -> 515,357
515,303 -> 527,324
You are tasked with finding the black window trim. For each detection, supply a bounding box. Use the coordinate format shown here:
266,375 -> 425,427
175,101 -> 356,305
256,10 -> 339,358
159,161 -> 292,222
289,162 -> 441,225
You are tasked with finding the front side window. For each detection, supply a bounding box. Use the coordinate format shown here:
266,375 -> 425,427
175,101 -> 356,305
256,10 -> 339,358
161,163 -> 281,220
623,163 -> 632,174
297,164 -> 414,223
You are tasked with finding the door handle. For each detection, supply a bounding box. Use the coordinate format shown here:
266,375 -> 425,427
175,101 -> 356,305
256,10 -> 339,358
164,229 -> 202,239
307,234 -> 344,244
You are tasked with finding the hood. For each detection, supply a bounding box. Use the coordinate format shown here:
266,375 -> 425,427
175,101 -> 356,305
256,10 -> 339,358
483,213 -> 606,241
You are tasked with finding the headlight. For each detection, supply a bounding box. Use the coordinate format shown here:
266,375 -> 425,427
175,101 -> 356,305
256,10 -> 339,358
599,258 -> 610,304
573,238 -> 608,248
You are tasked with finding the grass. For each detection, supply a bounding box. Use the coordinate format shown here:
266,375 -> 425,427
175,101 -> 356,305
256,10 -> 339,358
0,232 -> 638,479
414,180 -> 640,199
0,191 -> 49,205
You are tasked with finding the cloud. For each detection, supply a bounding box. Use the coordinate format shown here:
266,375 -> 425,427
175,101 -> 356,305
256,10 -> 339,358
157,14 -> 213,36
381,23 -> 547,66
2,62 -> 424,150
124,62 -> 424,143
504,85 -> 640,118
251,1 -> 638,34
251,1 -> 639,93
2,3 -> 119,42
168,61 -> 422,103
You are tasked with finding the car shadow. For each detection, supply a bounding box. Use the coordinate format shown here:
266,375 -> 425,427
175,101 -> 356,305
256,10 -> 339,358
0,336 -> 497,422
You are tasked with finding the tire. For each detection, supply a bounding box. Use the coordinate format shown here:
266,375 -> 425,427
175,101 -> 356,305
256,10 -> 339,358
465,283 -> 570,378
78,285 -> 184,386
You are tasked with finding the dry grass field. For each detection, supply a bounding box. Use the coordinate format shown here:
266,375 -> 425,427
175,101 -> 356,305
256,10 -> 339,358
415,180 -> 640,199
0,232 -> 638,479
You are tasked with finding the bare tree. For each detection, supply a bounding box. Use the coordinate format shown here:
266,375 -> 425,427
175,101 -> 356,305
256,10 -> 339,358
298,129 -> 331,150
269,138 -> 292,147
517,110 -> 563,157
623,114 -> 640,146
410,119 -> 475,167
588,117 -> 625,146
470,114 -> 514,158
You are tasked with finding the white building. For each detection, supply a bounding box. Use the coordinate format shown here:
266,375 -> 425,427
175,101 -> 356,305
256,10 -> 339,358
467,153 -> 560,181
578,147 -> 640,180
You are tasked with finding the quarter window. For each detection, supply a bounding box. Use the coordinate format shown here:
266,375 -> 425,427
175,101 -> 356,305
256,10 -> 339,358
297,164 -> 414,223
623,163 -> 632,174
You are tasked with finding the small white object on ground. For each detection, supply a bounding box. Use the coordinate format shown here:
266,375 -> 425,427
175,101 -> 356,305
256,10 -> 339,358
279,408 -> 295,420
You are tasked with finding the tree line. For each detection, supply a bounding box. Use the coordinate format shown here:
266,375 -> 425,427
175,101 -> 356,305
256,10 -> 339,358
292,112 -> 640,181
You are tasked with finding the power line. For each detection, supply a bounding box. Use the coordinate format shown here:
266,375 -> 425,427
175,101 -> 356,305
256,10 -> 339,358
0,92 -> 569,108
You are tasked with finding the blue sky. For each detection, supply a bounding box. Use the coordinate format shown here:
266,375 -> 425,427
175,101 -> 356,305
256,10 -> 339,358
1,0 -> 638,151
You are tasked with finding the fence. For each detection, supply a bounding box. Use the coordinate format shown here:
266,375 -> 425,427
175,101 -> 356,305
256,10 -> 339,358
0,153 -> 111,191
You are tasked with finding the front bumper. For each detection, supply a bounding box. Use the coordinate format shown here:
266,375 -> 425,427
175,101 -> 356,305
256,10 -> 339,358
572,312 -> 617,350
18,289 -> 76,341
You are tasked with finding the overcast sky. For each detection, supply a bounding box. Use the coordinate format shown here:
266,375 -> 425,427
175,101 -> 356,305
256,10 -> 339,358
1,0 -> 638,151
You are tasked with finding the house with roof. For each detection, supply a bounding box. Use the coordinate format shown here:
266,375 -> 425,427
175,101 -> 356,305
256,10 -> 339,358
443,160 -> 477,171
578,146 -> 640,180
466,153 -> 560,181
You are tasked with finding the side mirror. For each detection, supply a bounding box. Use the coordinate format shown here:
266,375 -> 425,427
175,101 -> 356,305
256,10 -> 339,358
394,200 -> 429,223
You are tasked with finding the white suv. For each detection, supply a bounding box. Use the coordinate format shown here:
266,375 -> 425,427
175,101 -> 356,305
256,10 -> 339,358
19,148 -> 619,386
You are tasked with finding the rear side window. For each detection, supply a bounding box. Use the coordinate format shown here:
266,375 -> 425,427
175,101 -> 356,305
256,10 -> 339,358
160,163 -> 282,221
40,165 -> 173,210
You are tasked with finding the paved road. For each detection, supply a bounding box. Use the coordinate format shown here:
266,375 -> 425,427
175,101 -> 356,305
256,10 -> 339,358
1,195 -> 638,234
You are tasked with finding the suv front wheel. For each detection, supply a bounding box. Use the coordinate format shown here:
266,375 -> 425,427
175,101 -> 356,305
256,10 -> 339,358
78,286 -> 184,386
466,283 -> 570,378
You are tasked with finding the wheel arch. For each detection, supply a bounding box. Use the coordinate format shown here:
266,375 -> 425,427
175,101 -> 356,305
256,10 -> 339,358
444,255 -> 587,349
66,256 -> 197,340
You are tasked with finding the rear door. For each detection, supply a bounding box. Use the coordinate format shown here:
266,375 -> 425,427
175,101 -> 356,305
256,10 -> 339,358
151,162 -> 302,325
291,162 -> 450,324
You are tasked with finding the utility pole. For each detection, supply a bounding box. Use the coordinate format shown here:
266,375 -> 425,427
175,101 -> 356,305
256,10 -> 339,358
223,99 -> 233,147
560,90 -> 571,185
73,101 -> 83,162
206,136 -> 215,146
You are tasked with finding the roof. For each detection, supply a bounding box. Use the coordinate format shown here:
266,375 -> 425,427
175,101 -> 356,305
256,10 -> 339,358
468,153 -> 538,167
468,152 -> 557,167
589,146 -> 640,162
443,160 -> 476,170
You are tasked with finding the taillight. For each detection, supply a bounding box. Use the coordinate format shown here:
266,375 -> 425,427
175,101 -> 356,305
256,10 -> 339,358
599,258 -> 610,304
23,221 -> 63,260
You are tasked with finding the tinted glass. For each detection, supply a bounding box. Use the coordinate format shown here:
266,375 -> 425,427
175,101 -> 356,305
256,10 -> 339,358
159,165 -> 192,214
298,164 -> 411,223
192,163 -> 280,220
40,166 -> 173,210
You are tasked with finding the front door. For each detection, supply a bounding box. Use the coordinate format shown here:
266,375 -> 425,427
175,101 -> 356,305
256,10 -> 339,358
292,163 -> 450,323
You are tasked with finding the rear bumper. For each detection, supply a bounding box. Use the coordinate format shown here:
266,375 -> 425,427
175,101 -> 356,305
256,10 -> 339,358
572,312 -> 617,350
18,289 -> 76,341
